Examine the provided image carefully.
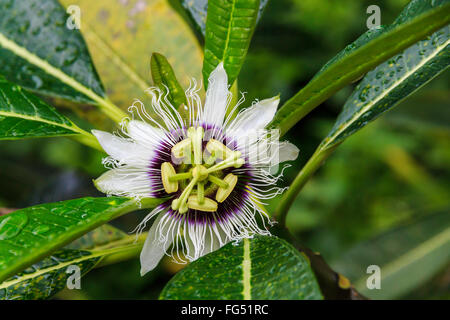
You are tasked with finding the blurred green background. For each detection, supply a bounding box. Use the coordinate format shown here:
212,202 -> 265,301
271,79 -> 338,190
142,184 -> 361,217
0,0 -> 448,299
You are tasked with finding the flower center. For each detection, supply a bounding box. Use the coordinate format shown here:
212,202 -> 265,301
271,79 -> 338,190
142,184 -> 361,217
160,126 -> 244,213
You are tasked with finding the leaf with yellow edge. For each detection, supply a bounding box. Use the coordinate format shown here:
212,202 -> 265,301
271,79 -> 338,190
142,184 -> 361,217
59,0 -> 203,111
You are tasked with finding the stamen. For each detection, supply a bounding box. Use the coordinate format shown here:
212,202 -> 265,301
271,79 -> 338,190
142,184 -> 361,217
216,173 -> 238,203
172,176 -> 198,213
167,128 -> 245,213
208,175 -> 229,189
168,172 -> 192,182
187,195 -> 218,212
197,182 -> 205,204
206,139 -> 234,159
171,163 -> 208,213
206,151 -> 245,173
161,162 -> 178,193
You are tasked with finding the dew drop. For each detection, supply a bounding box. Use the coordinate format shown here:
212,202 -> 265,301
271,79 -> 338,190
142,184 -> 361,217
0,213 -> 29,240
31,26 -> 40,36
63,46 -> 79,66
19,21 -> 30,33
55,41 -> 68,52
43,16 -> 51,26
32,224 -> 50,235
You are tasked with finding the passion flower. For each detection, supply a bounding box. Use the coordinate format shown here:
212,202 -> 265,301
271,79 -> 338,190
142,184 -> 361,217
92,63 -> 299,275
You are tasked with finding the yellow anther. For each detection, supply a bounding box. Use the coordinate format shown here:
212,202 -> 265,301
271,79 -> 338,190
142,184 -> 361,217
187,196 -> 218,212
206,139 -> 234,159
216,173 -> 238,203
171,138 -> 192,159
161,162 -> 178,193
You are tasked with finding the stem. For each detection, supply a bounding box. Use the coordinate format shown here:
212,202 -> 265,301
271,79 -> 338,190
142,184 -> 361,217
197,182 -> 205,204
95,97 -> 128,123
70,132 -> 102,151
208,175 -> 228,188
94,235 -> 147,268
274,144 -> 338,226
169,172 -> 192,182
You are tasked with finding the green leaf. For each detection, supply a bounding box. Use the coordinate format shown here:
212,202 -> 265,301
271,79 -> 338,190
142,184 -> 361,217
320,25 -> 449,150
160,236 -> 322,300
180,0 -> 269,37
331,210 -> 450,299
64,224 -> 127,250
0,230 -> 146,300
202,0 -> 260,86
0,249 -> 99,300
312,27 -> 387,80
0,196 -> 163,283
150,53 -> 187,108
0,0 -> 104,104
57,0 -> 202,122
0,77 -> 90,140
270,0 -> 450,136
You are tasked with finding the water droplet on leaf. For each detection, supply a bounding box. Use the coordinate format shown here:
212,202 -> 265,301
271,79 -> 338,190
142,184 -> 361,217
32,224 -> 50,235
0,213 -> 29,240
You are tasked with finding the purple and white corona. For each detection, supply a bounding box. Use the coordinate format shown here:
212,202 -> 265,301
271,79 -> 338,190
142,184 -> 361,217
92,63 -> 299,275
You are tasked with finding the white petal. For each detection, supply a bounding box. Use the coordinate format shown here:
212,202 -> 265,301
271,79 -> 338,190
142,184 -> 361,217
94,166 -> 153,197
92,130 -> 151,165
202,227 -> 222,256
140,213 -> 174,276
268,141 -> 299,174
126,120 -> 165,149
247,139 -> 299,169
227,96 -> 279,137
278,141 -> 299,163
203,62 -> 229,127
